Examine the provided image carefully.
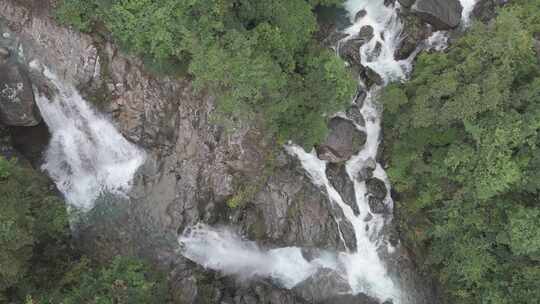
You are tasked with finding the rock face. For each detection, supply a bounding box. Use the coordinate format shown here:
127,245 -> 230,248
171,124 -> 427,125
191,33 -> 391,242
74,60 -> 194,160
317,117 -> 366,163
326,163 -> 359,216
338,26 -> 373,68
0,52 -> 40,126
292,269 -> 351,302
240,153 -> 357,252
412,0 -> 463,30
471,0 -> 508,23
398,0 -> 416,8
395,11 -> 432,60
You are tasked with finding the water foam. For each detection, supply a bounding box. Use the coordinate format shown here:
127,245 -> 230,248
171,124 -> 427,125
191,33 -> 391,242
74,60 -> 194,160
34,66 -> 145,210
179,224 -> 341,289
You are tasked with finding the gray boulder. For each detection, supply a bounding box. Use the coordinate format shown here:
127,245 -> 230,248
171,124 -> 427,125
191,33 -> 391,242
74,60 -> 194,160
346,104 -> 365,127
317,117 -> 366,163
326,163 -> 359,216
357,158 -> 377,181
0,53 -> 40,126
366,178 -> 387,200
292,268 -> 351,302
368,196 -> 387,214
412,0 -> 463,30
399,0 -> 416,8
472,0 -> 508,23
395,12 -> 432,60
338,26 -> 374,67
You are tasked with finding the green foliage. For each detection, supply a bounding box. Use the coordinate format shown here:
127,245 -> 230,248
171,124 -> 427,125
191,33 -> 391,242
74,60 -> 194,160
40,256 -> 168,304
0,156 -> 166,303
382,2 -> 540,303
0,157 -> 68,296
55,0 -> 355,147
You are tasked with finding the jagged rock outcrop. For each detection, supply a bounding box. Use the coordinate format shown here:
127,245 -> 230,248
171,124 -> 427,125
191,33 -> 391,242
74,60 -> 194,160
471,0 -> 508,23
0,47 -> 40,126
395,11 -> 432,60
239,152 -> 357,252
292,269 -> 351,302
317,117 -> 366,163
398,0 -> 416,8
412,0 -> 463,30
326,163 -> 359,216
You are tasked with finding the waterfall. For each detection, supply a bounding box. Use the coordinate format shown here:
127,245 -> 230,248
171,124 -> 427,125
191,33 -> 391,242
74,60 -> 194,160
180,1 -> 477,303
459,0 -> 478,26
33,64 -> 145,210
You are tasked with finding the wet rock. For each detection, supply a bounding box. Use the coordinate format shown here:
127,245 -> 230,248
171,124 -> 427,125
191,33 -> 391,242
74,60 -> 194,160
399,0 -> 416,8
355,9 -> 367,22
366,177 -> 387,199
317,117 -> 366,163
365,66 -> 384,86
246,154 -> 355,251
368,196 -> 387,214
338,26 -> 374,67
0,47 -> 9,61
292,268 -> 351,302
384,0 -> 396,8
412,0 -> 463,30
357,158 -> 377,181
472,0 -> 508,23
346,104 -> 365,127
395,12 -> 431,60
326,163 -> 359,216
0,58 -> 41,126
355,89 -> 367,108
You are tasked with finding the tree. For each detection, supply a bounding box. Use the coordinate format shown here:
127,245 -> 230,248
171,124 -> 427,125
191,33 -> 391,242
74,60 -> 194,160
56,0 -> 356,147
382,2 -> 540,302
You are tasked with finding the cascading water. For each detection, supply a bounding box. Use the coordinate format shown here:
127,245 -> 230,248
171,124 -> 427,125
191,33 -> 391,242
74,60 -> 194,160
33,64 -> 145,210
180,1 -> 476,303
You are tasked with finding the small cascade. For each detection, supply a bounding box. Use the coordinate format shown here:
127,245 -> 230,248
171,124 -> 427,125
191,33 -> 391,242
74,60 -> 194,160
33,65 -> 145,210
342,0 -> 412,82
180,224 -> 341,289
180,1 -> 477,303
459,0 -> 478,26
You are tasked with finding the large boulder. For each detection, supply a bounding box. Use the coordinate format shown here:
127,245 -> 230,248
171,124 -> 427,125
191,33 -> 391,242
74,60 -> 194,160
338,26 -> 374,68
398,0 -> 416,8
0,48 -> 40,126
412,0 -> 463,30
317,117 -> 366,163
472,0 -> 508,23
395,11 -> 432,60
292,268 -> 351,302
240,152 -> 357,252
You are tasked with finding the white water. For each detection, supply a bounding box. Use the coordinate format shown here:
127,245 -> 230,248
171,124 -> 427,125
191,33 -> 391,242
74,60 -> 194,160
180,224 -> 342,289
343,0 -> 412,83
459,0 -> 478,26
180,1 -> 478,303
33,65 -> 145,210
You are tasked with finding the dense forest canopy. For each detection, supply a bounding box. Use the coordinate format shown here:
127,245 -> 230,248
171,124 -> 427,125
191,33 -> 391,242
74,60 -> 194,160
382,0 -> 540,302
56,0 -> 357,148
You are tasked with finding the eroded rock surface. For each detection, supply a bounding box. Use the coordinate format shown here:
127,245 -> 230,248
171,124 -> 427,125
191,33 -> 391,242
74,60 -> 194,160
0,52 -> 40,126
412,0 -> 463,30
317,117 -> 366,163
